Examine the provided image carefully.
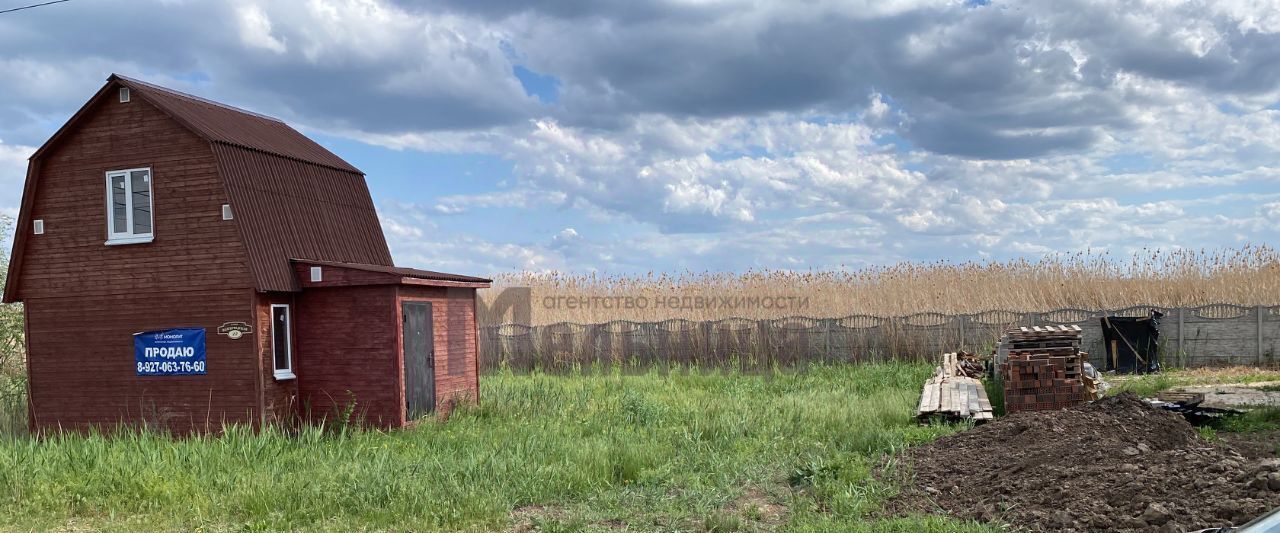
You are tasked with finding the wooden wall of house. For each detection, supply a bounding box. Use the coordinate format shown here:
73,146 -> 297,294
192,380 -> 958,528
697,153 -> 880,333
398,286 -> 480,415
255,292 -> 299,426
293,263 -> 394,287
18,94 -> 259,434
26,289 -> 259,433
294,285 -> 401,428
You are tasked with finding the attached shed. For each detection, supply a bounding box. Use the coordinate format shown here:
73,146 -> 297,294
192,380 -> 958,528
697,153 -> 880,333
291,260 -> 489,425
3,75 -> 491,433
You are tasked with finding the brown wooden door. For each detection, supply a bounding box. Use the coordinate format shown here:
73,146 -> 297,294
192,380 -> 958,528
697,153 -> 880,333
403,302 -> 435,419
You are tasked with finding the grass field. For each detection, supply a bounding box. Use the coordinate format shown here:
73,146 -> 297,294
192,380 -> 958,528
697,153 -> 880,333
1108,366 -> 1280,397
0,363 -> 995,532
0,365 -> 1275,531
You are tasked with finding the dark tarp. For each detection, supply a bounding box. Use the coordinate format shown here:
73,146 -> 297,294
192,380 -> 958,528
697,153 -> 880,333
1101,311 -> 1162,374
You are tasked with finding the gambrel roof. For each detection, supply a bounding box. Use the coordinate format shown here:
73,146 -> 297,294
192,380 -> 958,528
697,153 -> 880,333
4,75 -> 407,301
111,75 -> 360,173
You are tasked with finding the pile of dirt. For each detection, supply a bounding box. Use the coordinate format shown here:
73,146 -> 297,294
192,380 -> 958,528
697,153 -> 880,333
893,393 -> 1280,532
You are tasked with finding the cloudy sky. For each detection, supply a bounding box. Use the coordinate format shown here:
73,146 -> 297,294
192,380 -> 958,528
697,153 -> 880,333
2,0 -> 1279,276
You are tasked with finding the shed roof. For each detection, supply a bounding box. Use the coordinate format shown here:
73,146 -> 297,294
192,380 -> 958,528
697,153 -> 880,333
298,259 -> 492,284
293,259 -> 491,289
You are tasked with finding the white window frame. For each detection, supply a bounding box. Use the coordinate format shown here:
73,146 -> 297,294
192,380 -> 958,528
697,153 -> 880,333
271,304 -> 296,380
104,167 -> 155,245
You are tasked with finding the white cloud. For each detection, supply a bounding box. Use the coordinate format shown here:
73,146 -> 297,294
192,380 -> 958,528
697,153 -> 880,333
432,189 -> 567,214
3,0 -> 1280,275
235,4 -> 287,54
379,214 -> 425,240
490,115 -> 930,232
0,142 -> 31,209
1262,202 -> 1280,222
0,141 -> 32,248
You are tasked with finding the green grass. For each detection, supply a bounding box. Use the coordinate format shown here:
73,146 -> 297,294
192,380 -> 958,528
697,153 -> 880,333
982,376 -> 1005,417
1108,367 -> 1280,398
0,374 -> 24,437
1204,406 -> 1280,457
0,363 -> 993,532
1214,406 -> 1280,434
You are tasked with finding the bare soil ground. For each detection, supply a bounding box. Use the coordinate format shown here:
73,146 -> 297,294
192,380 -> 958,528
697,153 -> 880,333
725,487 -> 788,529
892,393 -> 1280,532
508,505 -> 572,532
1222,430 -> 1280,461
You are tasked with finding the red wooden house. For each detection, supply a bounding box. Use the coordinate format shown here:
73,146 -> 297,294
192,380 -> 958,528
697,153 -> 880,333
3,74 -> 490,433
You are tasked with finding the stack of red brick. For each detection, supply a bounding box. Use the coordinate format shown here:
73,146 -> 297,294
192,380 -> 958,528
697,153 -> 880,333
1002,325 -> 1090,413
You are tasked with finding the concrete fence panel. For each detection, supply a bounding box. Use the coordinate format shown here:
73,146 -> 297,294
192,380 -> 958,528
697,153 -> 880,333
479,304 -> 1280,372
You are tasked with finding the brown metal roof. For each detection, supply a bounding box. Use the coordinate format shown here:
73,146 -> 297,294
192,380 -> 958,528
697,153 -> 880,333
112,75 -> 361,173
295,259 -> 492,284
114,74 -> 394,292
216,145 -> 394,292
3,75 -> 485,300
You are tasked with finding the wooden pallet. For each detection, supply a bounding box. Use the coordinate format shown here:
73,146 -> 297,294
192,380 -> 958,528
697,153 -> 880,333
1005,327 -> 1082,347
1157,391 -> 1205,407
1008,325 -> 1083,337
917,352 -> 995,423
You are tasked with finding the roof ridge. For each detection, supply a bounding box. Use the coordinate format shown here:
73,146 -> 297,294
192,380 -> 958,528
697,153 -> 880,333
210,141 -> 364,175
108,74 -> 362,174
112,74 -> 285,124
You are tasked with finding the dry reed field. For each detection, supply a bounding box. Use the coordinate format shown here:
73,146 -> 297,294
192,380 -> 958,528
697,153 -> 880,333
479,245 -> 1280,326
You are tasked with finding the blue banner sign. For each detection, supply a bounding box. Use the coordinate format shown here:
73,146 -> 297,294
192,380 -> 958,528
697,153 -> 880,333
135,328 -> 207,376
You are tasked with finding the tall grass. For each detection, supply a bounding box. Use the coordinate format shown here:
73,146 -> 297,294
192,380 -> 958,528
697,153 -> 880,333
481,245 -> 1280,325
0,215 -> 25,437
0,364 -> 987,531
0,374 -> 24,437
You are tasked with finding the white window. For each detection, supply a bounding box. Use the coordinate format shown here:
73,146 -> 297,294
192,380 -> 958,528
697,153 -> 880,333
271,304 -> 295,380
105,167 -> 154,245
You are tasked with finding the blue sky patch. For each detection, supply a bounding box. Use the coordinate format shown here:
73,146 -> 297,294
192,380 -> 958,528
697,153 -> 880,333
513,65 -> 560,104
